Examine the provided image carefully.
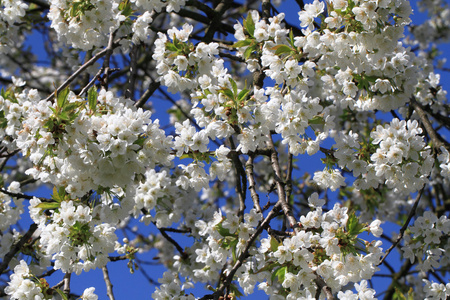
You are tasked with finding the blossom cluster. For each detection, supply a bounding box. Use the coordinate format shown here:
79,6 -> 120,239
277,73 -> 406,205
48,0 -> 186,50
0,181 -> 23,232
29,196 -> 119,274
0,0 -> 28,55
233,0 -> 418,112
402,211 -> 450,273
4,260 -> 44,300
332,119 -> 433,195
409,0 -> 450,49
243,198 -> 383,299
0,87 -> 173,197
157,194 -> 384,299
48,0 -> 124,50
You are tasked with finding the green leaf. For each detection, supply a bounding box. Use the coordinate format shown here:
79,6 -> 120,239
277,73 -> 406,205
218,88 -> 235,102
87,85 -> 98,111
289,29 -> 295,47
119,0 -> 133,16
52,187 -> 62,202
237,89 -> 250,102
35,201 -> 61,210
58,111 -> 70,121
229,78 -> 238,97
44,120 -> 54,132
309,115 -> 325,125
270,236 -> 279,252
165,42 -> 178,52
245,14 -> 255,37
243,45 -> 255,60
57,87 -> 70,109
62,102 -> 82,113
365,75 -> 378,83
271,44 -> 293,56
172,35 -> 181,49
393,288 -> 407,300
233,39 -> 253,48
54,289 -> 69,300
0,118 -> 7,129
49,106 -> 57,114
216,223 -> 232,237
271,266 -> 287,284
134,135 -> 146,147
346,212 -> 366,236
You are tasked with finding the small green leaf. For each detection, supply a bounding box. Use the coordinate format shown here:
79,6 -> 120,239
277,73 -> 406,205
245,14 -> 255,37
58,111 -> 70,121
271,44 -> 293,56
218,88 -> 235,102
0,118 -> 7,129
35,201 -> 61,210
229,283 -> 244,298
165,42 -> 178,52
229,78 -> 238,97
134,135 -> 146,147
54,288 -> 69,300
87,86 -> 98,111
62,102 -> 82,113
233,39 -> 253,48
216,223 -> 232,237
347,212 -> 366,236
180,153 -> 191,159
172,35 -> 181,49
243,45 -> 255,60
271,266 -> 287,284
289,29 -> 295,47
119,0 -> 133,16
309,115 -> 325,125
237,89 -> 250,102
57,87 -> 70,109
270,236 -> 279,252
393,288 -> 407,300
365,75 -> 378,83
52,187 -> 62,202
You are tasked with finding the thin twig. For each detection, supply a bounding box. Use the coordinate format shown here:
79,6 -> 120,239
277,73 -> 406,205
267,135 -> 298,232
100,31 -> 117,89
378,187 -> 425,266
125,44 -> 139,100
315,275 -> 336,300
245,154 -> 262,214
157,225 -> 188,260
0,223 -> 38,274
102,265 -> 115,300
134,81 -> 160,108
44,47 -> 111,102
205,205 -> 280,300
410,97 -> 449,150
0,188 -> 51,201
229,137 -> 246,219
78,68 -> 103,97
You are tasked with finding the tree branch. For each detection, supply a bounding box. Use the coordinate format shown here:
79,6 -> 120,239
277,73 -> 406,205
267,135 -> 298,233
410,97 -> 450,150
63,273 -> 71,296
206,205 -> 280,299
0,223 -> 38,274
102,265 -> 115,300
245,154 -> 262,214
44,39 -> 119,102
378,187 -> 425,266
